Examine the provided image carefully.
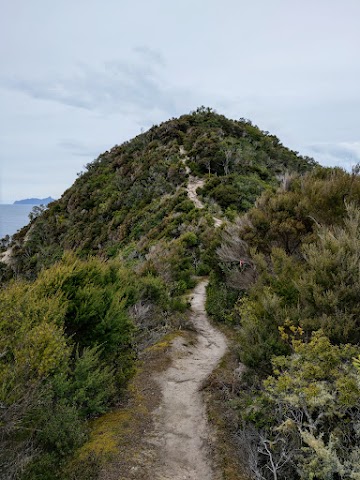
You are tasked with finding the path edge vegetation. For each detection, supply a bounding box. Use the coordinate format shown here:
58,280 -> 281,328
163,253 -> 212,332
3,108 -> 360,478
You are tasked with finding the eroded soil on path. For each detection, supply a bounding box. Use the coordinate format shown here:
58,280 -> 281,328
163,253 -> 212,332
187,177 -> 206,210
93,281 -> 228,480
179,146 -> 223,227
149,280 -> 228,479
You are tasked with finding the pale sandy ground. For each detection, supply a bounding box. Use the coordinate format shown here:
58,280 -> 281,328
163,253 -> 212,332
187,177 -> 205,210
149,280 -> 228,479
0,247 -> 13,265
180,146 -> 223,228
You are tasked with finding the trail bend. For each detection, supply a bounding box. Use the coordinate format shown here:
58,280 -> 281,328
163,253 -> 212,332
179,146 -> 222,228
149,280 -> 228,479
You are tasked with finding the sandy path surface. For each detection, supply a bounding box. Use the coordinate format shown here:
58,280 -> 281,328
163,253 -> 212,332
180,146 -> 205,209
187,177 -> 205,209
179,146 -> 222,228
150,280 -> 227,479
0,247 -> 13,265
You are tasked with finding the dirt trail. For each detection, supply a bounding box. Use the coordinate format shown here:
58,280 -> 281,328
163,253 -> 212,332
149,280 -> 227,479
179,146 -> 222,228
187,177 -> 205,210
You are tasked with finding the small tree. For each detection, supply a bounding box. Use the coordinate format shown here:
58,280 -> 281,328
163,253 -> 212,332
28,204 -> 47,222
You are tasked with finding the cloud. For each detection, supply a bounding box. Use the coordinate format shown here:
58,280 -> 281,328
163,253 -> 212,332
1,49 -> 176,115
133,46 -> 166,66
305,142 -> 360,171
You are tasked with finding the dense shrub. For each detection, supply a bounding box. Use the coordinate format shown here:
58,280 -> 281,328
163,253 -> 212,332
0,252 -> 178,478
210,168 -> 360,479
0,108 -> 320,478
6,109 -> 315,280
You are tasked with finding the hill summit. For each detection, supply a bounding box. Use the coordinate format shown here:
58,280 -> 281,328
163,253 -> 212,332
7,107 -> 316,279
5,108 -> 360,480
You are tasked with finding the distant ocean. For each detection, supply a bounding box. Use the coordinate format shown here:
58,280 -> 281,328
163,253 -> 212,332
0,204 -> 34,238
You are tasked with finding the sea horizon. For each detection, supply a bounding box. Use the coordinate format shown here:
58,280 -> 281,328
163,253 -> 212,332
0,204 -> 34,238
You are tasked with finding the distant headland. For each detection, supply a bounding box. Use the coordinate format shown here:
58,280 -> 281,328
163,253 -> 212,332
13,197 -> 55,205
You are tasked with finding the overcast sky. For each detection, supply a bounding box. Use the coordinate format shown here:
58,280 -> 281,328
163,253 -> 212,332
1,0 -> 359,203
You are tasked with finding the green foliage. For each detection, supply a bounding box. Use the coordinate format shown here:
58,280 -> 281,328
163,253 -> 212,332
0,282 -> 69,396
236,203 -> 360,369
297,203 -> 360,343
0,252 -> 180,478
7,109 -> 315,280
236,291 -> 291,371
70,347 -> 116,417
214,170 -> 360,372
214,168 -> 360,478
0,281 -> 79,478
237,167 -> 360,255
234,333 -> 360,479
200,174 -> 272,211
205,272 -> 239,323
20,399 -> 87,480
33,403 -> 86,458
266,333 -> 359,479
32,254 -> 136,384
140,274 -> 169,307
0,109 -> 320,478
179,231 -> 198,247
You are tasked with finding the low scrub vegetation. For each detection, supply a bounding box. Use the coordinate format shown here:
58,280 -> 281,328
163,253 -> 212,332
207,167 -> 360,479
5,109 -> 355,478
0,253 -> 185,479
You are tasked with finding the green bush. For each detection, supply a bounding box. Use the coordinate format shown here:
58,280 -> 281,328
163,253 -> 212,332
71,346 -> 116,417
0,255 -> 144,478
180,232 -> 198,247
141,275 -> 168,307
205,273 -> 239,323
34,403 -> 86,457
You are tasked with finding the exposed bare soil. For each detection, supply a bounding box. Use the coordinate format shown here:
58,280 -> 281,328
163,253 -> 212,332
187,177 -> 205,210
91,281 -> 228,480
0,247 -> 12,265
179,146 -> 223,227
148,280 -> 228,479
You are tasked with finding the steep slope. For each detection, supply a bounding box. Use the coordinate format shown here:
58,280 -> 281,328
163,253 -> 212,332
0,108 -> 319,480
3,107 -> 316,282
180,145 -> 222,226
3,108 -> 360,479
